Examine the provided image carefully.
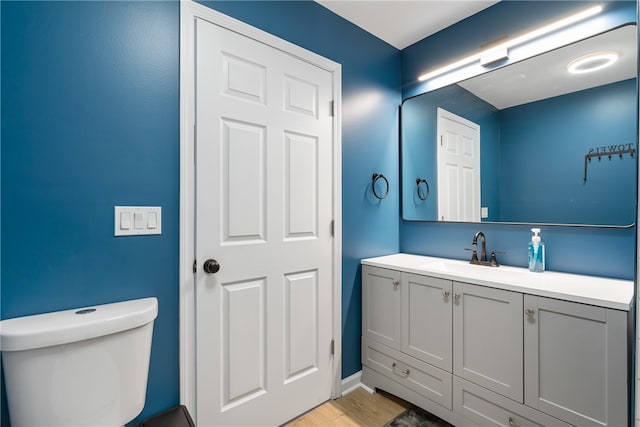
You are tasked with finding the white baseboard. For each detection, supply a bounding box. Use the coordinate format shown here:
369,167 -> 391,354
341,370 -> 374,396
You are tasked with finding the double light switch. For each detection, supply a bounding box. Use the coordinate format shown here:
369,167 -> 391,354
114,206 -> 162,236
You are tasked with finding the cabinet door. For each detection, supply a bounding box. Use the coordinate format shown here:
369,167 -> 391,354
453,282 -> 523,402
402,273 -> 452,371
524,295 -> 627,427
362,266 -> 402,349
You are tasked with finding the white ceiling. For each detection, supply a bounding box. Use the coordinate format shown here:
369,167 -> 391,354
315,0 -> 500,50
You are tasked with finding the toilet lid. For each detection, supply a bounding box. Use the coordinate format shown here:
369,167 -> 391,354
0,297 -> 157,351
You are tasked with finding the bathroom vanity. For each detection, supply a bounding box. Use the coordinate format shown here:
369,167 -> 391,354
361,254 -> 633,427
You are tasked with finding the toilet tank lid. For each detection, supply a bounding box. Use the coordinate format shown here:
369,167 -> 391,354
0,297 -> 158,352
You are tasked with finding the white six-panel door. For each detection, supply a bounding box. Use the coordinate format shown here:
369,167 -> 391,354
193,17 -> 335,426
436,108 -> 481,222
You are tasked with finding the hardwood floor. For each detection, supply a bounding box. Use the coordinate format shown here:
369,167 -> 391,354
285,387 -> 411,427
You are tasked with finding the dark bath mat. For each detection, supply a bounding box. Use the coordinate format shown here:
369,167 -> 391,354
139,405 -> 196,427
384,406 -> 454,427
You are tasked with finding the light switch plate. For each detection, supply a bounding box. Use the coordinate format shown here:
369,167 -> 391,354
481,207 -> 489,218
115,206 -> 162,236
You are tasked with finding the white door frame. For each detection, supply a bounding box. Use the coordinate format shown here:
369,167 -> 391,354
179,1 -> 342,417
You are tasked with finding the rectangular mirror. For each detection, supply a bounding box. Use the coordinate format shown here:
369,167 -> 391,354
401,24 -> 637,226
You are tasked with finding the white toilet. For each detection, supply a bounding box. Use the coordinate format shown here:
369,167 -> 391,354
0,297 -> 158,427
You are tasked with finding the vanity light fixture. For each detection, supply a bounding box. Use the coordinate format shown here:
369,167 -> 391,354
567,51 -> 618,74
480,47 -> 509,67
418,4 -> 603,82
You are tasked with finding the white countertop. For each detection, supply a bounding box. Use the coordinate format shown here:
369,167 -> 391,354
362,253 -> 634,311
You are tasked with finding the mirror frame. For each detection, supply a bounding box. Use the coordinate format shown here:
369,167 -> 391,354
400,25 -> 638,228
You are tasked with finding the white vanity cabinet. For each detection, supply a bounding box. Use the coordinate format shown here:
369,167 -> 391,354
362,266 -> 402,350
402,273 -> 452,371
363,268 -> 454,411
361,254 -> 633,427
453,377 -> 572,427
453,282 -> 523,403
523,295 -> 628,427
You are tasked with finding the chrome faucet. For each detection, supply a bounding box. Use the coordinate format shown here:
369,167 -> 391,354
468,231 -> 501,267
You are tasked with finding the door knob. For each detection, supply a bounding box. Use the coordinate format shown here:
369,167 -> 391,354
203,259 -> 220,274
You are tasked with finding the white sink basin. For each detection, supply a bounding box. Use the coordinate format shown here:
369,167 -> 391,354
419,260 -> 479,273
418,259 -> 525,278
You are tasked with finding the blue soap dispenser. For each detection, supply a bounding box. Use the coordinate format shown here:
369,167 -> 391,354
528,228 -> 545,272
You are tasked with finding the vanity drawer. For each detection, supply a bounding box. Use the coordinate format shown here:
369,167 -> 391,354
362,337 -> 452,410
453,377 -> 573,427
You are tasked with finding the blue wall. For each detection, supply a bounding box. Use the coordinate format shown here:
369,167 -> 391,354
1,1 -> 180,425
1,0 -> 400,424
499,79 -> 636,224
400,0 -> 637,281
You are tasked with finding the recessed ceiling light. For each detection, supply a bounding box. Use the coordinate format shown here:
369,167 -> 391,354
567,51 -> 618,74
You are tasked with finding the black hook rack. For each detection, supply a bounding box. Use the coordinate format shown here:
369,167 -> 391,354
583,147 -> 635,181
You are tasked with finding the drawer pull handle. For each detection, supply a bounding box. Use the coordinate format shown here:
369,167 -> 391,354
392,362 -> 410,376
508,417 -> 519,427
525,309 -> 535,318
442,290 -> 450,298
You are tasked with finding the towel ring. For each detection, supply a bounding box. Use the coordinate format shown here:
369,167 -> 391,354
416,178 -> 430,201
372,173 -> 389,200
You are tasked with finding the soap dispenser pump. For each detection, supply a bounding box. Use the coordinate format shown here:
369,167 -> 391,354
528,228 -> 545,272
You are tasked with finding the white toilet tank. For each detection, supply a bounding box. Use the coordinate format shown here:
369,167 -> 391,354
0,297 -> 158,427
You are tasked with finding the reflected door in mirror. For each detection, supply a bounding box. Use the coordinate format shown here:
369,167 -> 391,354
437,108 -> 481,222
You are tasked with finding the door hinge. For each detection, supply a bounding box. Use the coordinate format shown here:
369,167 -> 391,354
193,259 -> 197,274
330,220 -> 335,238
330,339 -> 335,356
330,100 -> 335,117
440,135 -> 443,146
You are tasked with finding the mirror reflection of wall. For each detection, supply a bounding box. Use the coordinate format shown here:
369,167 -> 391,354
401,24 -> 637,226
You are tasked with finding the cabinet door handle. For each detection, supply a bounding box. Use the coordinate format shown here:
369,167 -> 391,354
508,417 -> 519,427
392,280 -> 400,289
453,293 -> 460,302
525,309 -> 535,318
392,362 -> 410,376
442,290 -> 450,298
